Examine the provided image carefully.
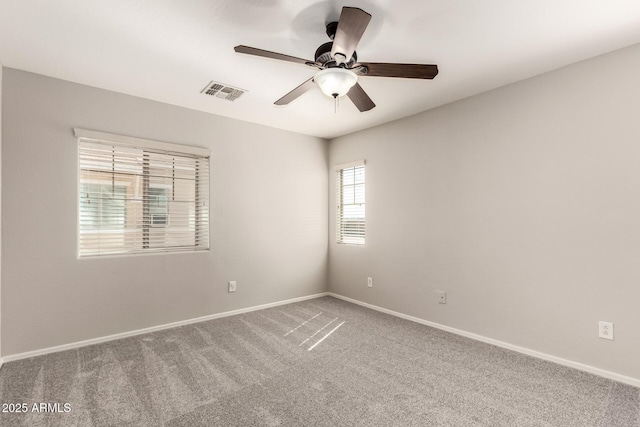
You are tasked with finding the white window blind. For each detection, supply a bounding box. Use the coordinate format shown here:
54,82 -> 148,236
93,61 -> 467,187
336,161 -> 365,244
77,130 -> 210,257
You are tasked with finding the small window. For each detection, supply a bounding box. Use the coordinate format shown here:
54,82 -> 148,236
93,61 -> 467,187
149,187 -> 169,226
76,129 -> 210,257
336,161 -> 365,245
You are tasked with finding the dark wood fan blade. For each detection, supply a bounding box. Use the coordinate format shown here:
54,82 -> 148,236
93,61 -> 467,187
331,7 -> 371,63
347,83 -> 375,112
274,78 -> 316,105
235,45 -> 316,67
357,62 -> 439,79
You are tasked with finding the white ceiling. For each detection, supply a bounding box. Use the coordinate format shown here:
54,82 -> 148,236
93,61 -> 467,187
2,0 -> 640,139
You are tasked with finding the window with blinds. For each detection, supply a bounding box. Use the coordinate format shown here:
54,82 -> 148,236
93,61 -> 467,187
336,161 -> 365,245
76,129 -> 210,257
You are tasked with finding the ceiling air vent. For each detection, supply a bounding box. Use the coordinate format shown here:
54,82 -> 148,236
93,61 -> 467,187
200,81 -> 247,101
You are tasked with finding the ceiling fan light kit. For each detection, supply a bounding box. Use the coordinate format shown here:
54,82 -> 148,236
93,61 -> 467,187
314,68 -> 358,98
234,6 -> 438,112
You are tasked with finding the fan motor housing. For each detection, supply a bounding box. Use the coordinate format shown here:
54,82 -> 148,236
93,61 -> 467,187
314,41 -> 357,68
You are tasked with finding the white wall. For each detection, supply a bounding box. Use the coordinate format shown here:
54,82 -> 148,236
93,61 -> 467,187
1,69 -> 328,356
329,43 -> 640,380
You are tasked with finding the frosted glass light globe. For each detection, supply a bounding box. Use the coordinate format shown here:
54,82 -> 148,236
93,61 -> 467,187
314,68 -> 358,98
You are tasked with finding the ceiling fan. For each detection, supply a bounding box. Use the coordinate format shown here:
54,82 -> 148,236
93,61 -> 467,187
234,6 -> 438,112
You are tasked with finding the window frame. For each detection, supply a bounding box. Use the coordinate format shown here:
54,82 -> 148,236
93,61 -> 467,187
335,160 -> 366,245
75,128 -> 210,258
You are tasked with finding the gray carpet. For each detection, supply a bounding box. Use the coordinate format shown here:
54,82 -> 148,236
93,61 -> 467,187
0,296 -> 638,426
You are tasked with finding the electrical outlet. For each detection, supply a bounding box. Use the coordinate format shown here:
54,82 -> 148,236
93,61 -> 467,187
599,321 -> 614,340
228,281 -> 236,293
367,277 -> 373,288
437,291 -> 447,304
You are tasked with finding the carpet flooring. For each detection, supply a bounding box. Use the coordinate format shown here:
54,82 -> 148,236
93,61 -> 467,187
0,296 -> 638,426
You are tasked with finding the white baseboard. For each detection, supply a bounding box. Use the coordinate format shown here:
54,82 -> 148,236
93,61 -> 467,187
328,292 -> 640,389
2,292 -> 329,363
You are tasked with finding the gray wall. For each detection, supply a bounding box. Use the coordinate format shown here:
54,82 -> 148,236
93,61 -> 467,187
329,43 -> 640,380
1,68 -> 328,355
